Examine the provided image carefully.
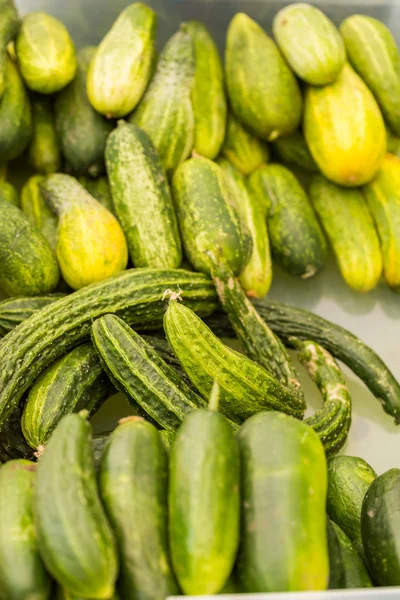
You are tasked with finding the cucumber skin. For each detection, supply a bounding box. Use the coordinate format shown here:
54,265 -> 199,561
0,460 -> 51,600
328,520 -> 372,589
0,58 -> 32,161
0,293 -> 64,337
21,175 -> 58,250
99,418 -> 179,600
34,413 -> 118,598
105,121 -> 182,269
237,411 -> 329,592
0,181 -> 19,206
222,112 -> 269,176
28,95 -> 61,174
272,130 -> 318,173
169,408 -> 240,594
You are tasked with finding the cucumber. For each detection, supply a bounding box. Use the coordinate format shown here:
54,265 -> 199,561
41,174 -> 128,290
21,175 -> 58,250
132,28 -> 194,173
0,268 -> 217,428
363,153 -> 400,291
169,387 -> 240,594
248,164 -> 327,278
172,156 -> 251,276
22,343 -> 114,449
217,157 -> 272,298
16,11 -> 76,94
56,47 -> 114,177
159,428 -> 174,452
327,455 -> 377,543
272,130 -> 318,173
34,412 -> 118,598
340,15 -> 400,136
99,417 -> 179,600
237,411 -> 329,592
310,175 -> 382,292
328,520 -> 373,589
222,112 -> 269,176
105,120 -> 182,268
185,21 -> 226,159
273,3 -> 345,85
0,180 -> 18,205
226,13 -> 302,141
87,3 -> 156,118
362,468 -> 400,585
0,0 -> 19,100
79,176 -> 115,215
164,294 -> 305,422
0,293 -> 64,337
0,460 -> 52,600
28,95 -> 61,174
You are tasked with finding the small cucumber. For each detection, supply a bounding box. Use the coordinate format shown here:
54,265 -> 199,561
237,411 -> 329,592
0,460 -> 52,600
226,13 -> 302,141
34,412 -> 118,598
328,520 -> 373,589
99,417 -> 179,600
172,156 -> 251,276
87,3 -> 156,118
248,163 -> 327,278
0,180 -> 18,205
169,387 -> 240,594
310,175 -> 382,292
0,293 -> 64,337
79,176 -> 115,215
185,21 -> 226,159
21,175 -> 58,250
105,120 -> 182,268
222,112 -> 269,175
28,95 -> 61,174
272,130 -> 318,173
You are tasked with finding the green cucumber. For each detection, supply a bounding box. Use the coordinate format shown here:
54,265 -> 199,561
79,176 -> 115,215
237,411 -> 328,592
164,295 -> 305,422
0,293 -> 64,337
21,175 -> 58,250
222,112 -> 269,176
327,455 -> 377,543
272,130 -> 318,173
172,156 -> 251,276
327,520 -> 373,589
131,28 -> 195,173
225,13 -> 302,141
0,180 -> 18,205
56,47 -> 113,177
310,175 -> 382,292
99,417 -> 179,600
34,412 -> 118,598
248,163 -> 327,278
28,95 -> 61,174
186,21 -> 226,159
217,157 -> 272,298
0,460 -> 51,600
0,0 -> 19,101
169,387 -> 240,594
105,120 -> 182,268
159,428 -> 174,452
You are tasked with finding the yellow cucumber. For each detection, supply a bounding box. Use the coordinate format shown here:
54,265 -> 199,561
222,112 -> 270,175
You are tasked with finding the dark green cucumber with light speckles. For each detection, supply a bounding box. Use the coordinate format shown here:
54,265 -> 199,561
79,176 -> 115,215
21,175 -> 58,250
0,181 -> 18,205
328,519 -> 372,589
0,293 -> 64,337
28,95 -> 61,174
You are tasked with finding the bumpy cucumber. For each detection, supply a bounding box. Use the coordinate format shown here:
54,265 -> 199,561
186,21 -> 226,159
226,13 -> 302,141
132,28 -> 195,173
99,417 -> 179,600
34,412 -> 118,598
222,112 -> 269,176
0,180 -> 18,205
105,120 -> 182,268
328,520 -> 373,589
272,130 -> 318,173
0,293 -> 64,337
21,175 -> 58,250
248,164 -> 327,278
237,411 -> 328,592
172,156 -> 251,276
79,176 -> 115,215
164,296 -> 305,422
28,95 -> 61,174
0,460 -> 51,600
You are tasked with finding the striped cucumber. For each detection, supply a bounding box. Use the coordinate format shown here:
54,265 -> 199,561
99,417 -> 179,600
28,95 -> 61,174
222,112 -> 269,176
0,293 -> 64,337
21,175 -> 58,250
79,176 -> 115,215
0,181 -> 18,205
328,520 -> 373,589
272,130 -> 318,173
105,120 -> 182,268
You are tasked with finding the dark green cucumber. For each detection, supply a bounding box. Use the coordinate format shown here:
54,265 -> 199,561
21,175 -> 58,250
169,388 -> 240,594
99,417 -> 179,600
0,181 -> 18,205
0,460 -> 51,600
272,130 -> 318,173
362,468 -> 400,586
105,120 -> 182,268
28,95 -> 61,174
79,176 -> 115,215
0,293 -> 64,337
55,46 -> 113,177
328,455 -> 377,543
164,295 -> 305,423
34,412 -> 118,598
294,339 -> 352,456
0,269 -> 217,429
327,520 -> 372,589
237,411 -> 329,592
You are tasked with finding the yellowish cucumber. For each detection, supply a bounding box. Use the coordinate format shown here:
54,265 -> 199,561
222,112 -> 270,175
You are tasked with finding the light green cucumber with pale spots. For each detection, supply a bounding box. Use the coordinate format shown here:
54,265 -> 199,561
132,28 -> 195,173
217,157 -> 272,298
16,12 -> 76,94
87,3 -> 156,118
222,112 -> 270,176
248,163 -> 327,278
272,130 -> 318,173
79,176 -> 115,215
185,21 -> 226,159
106,120 -> 182,268
0,181 -> 18,206
225,13 -> 302,142
341,15 -> 400,136
310,175 -> 382,292
28,95 -> 61,174
172,156 -> 251,276
273,3 -> 345,85
21,175 -> 58,250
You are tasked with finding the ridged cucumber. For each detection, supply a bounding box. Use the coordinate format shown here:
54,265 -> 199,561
222,112 -> 269,175
328,520 -> 373,589
21,175 -> 58,250
0,293 -> 64,337
79,176 -> 115,215
28,95 -> 61,174
272,130 -> 318,173
0,180 -> 18,205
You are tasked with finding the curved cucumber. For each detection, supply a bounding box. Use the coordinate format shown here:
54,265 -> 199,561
21,175 -> 58,250
28,95 -> 61,174
272,130 -> 318,173
328,520 -> 373,589
0,293 -> 64,337
0,180 -> 18,206
222,112 -> 269,175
